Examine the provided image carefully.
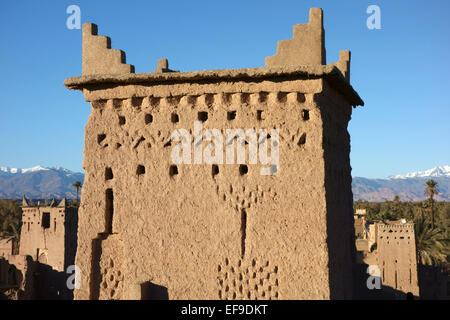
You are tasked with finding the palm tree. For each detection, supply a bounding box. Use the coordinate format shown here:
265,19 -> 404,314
424,179 -> 439,228
418,201 -> 428,221
414,217 -> 449,266
73,181 -> 82,202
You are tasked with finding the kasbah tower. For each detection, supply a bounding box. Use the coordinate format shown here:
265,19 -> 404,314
64,8 -> 364,300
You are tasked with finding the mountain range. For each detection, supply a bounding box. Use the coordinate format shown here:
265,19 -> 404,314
0,165 -> 448,202
0,166 -> 84,199
352,166 -> 449,202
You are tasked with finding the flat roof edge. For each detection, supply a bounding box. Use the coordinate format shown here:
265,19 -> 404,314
64,65 -> 364,106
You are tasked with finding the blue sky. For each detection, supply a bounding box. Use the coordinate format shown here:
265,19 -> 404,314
0,0 -> 449,178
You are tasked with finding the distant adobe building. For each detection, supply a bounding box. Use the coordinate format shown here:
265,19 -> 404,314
0,197 -> 78,299
20,197 -> 78,272
376,221 -> 420,297
65,8 -> 364,299
0,237 -> 15,257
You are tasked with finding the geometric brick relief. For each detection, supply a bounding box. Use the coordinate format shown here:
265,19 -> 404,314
215,183 -> 278,214
98,235 -> 125,300
99,257 -> 124,300
280,127 -> 307,149
217,257 -> 279,300
146,129 -> 174,149
215,183 -> 279,258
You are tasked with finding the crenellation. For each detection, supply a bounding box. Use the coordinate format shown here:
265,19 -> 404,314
82,23 -> 134,76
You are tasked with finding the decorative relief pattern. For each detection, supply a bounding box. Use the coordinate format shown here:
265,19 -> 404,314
217,257 -> 279,300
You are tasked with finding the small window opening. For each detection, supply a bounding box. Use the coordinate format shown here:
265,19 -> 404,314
145,114 -> 153,124
257,110 -> 264,121
227,111 -> 236,120
136,165 -> 145,175
198,111 -> 208,122
42,212 -> 50,229
105,167 -> 113,181
212,165 -> 219,178
301,109 -> 310,120
239,165 -> 248,175
169,165 -> 178,177
118,116 -> 126,125
171,113 -> 179,123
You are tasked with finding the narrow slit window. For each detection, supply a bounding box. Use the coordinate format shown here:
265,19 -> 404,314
105,189 -> 114,234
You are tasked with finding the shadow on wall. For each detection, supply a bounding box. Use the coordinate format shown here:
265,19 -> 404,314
35,263 -> 74,300
353,262 -> 416,300
418,264 -> 450,300
0,263 -> 23,300
140,281 -> 169,300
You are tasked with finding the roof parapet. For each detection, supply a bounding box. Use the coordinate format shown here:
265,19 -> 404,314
22,195 -> 31,207
154,58 -> 178,73
265,8 -> 326,67
329,50 -> 351,83
57,198 -> 67,208
82,23 -> 135,76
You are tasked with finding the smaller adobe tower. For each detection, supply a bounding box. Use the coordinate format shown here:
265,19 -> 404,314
19,196 -> 78,272
377,221 -> 420,297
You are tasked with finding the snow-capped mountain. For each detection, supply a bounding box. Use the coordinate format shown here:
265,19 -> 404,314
353,165 -> 450,202
387,165 -> 450,179
0,165 -> 84,199
0,165 -> 50,175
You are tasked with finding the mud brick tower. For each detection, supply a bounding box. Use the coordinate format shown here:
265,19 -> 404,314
65,8 -> 364,299
19,197 -> 78,272
377,222 -> 420,296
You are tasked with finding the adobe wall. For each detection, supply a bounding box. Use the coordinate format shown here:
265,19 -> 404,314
0,255 -> 36,299
65,8 -> 363,300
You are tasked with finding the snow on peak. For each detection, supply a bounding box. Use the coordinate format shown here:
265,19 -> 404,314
21,165 -> 50,173
387,165 -> 450,179
0,165 -> 74,174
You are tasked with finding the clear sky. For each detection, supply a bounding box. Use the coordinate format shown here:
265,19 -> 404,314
0,0 -> 449,178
